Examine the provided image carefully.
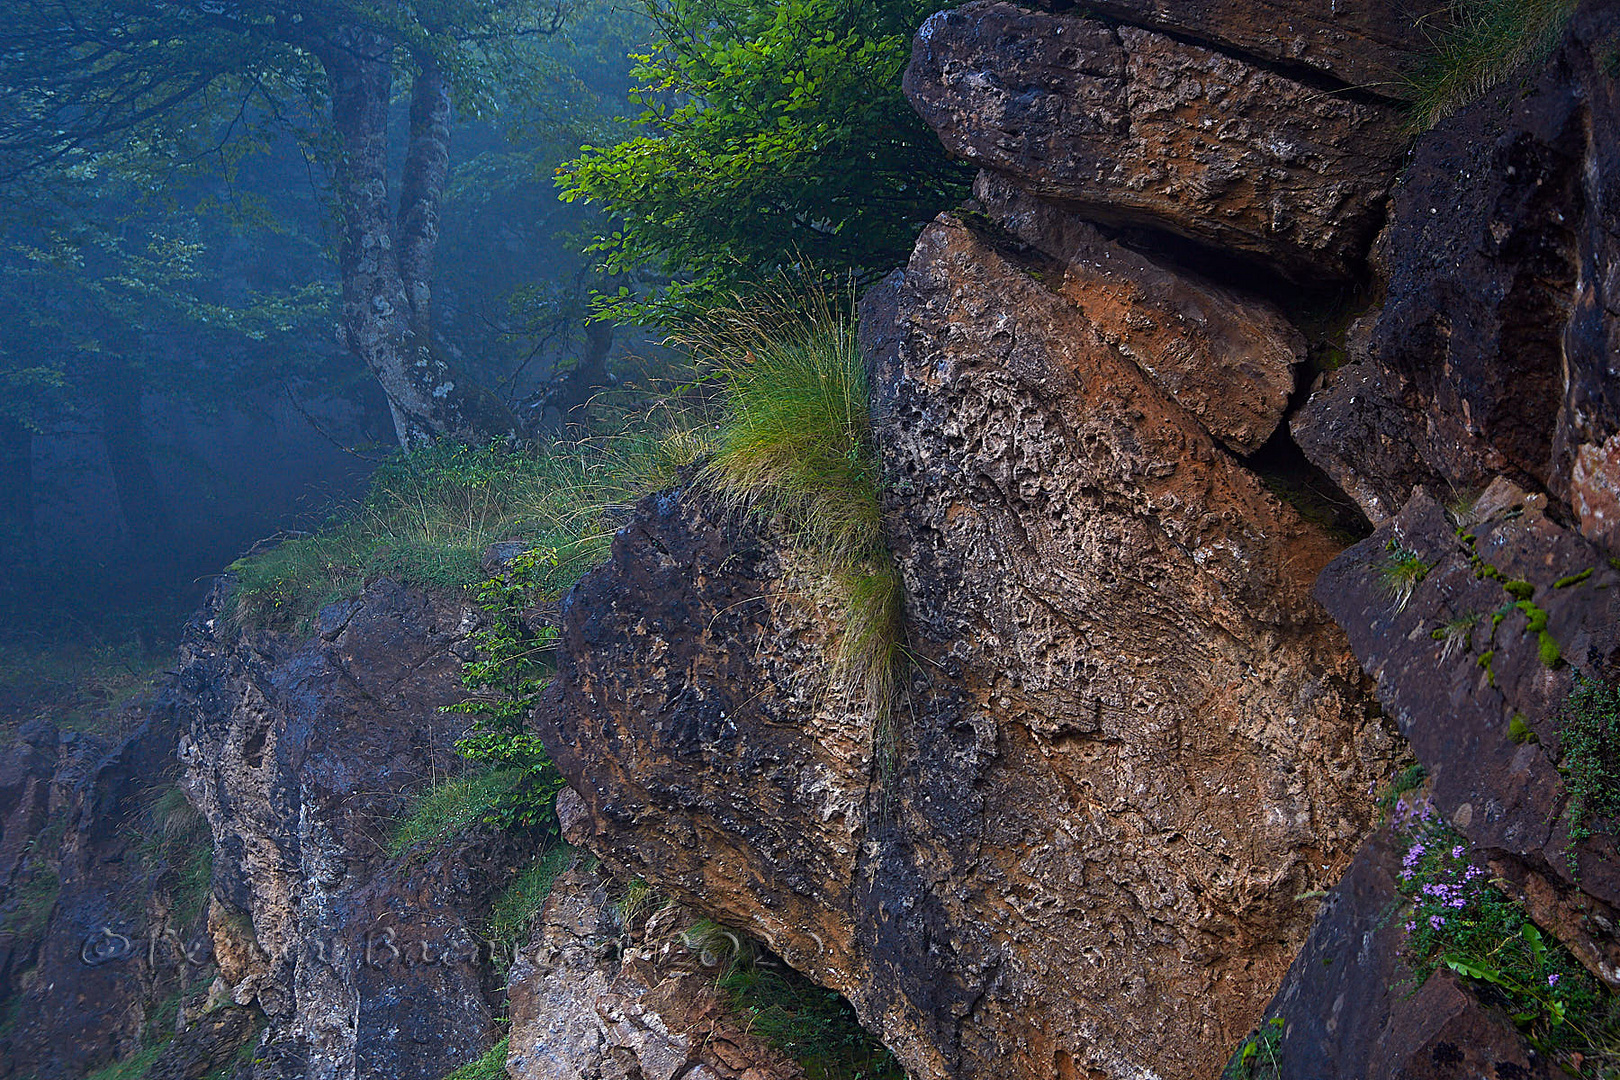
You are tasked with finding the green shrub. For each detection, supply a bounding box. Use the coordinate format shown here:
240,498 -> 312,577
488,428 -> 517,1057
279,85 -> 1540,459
487,845 -> 576,962
441,1038 -> 510,1080
721,956 -> 904,1080
1407,0 -> 1579,130
688,288 -> 905,724
1561,677 -> 1620,844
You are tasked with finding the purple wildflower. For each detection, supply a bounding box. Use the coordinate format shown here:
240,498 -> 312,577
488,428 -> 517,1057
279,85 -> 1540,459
1430,915 -> 1446,930
1548,974 -> 1560,987
1451,845 -> 1465,859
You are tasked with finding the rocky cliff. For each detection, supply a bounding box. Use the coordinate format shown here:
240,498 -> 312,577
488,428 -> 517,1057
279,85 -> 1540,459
3,2 -> 1617,1079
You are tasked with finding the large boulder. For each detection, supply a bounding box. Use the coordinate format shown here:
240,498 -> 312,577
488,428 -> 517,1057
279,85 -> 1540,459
904,1 -> 1406,280
536,210 -> 1401,1080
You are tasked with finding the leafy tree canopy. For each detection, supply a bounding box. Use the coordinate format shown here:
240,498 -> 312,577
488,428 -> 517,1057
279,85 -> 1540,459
557,0 -> 971,323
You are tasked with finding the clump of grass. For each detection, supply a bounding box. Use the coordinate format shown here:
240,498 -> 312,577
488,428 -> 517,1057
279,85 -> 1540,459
1407,0 -> 1579,130
1379,543 -> 1432,613
1430,612 -> 1480,662
683,285 -> 904,725
134,784 -> 214,925
1560,677 -> 1620,846
681,918 -> 750,971
231,420 -> 709,634
2,866 -> 60,938
720,953 -> 905,1080
388,767 -> 527,858
486,844 -> 575,962
82,1044 -> 164,1080
441,1038 -> 509,1080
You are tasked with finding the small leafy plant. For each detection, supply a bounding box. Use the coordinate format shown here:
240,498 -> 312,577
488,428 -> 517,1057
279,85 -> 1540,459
1222,1017 -> 1284,1080
1431,612 -> 1480,662
1390,796 -> 1620,1073
1560,677 -> 1620,847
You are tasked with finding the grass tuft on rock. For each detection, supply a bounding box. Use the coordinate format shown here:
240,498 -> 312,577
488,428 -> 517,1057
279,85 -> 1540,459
720,955 -> 905,1080
486,844 -> 575,963
388,767 -> 529,858
1407,0 -> 1578,130
686,286 -> 905,725
230,421 -> 708,634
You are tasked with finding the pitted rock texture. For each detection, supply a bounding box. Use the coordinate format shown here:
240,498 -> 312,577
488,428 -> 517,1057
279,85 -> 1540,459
1293,0 -> 1620,534
904,1 -> 1406,280
537,211 -> 1400,1080
973,171 -> 1303,454
1314,480 -> 1620,986
506,861 -> 806,1080
1034,0 -> 1428,94
1249,824 -> 1565,1079
178,577 -> 526,1080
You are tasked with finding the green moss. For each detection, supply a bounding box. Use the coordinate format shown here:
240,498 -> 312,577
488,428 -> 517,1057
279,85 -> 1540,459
1538,631 -> 1563,669
1406,0 -> 1579,130
1503,579 -> 1536,601
1509,713 -> 1539,745
441,1037 -> 509,1080
1554,568 -> 1594,588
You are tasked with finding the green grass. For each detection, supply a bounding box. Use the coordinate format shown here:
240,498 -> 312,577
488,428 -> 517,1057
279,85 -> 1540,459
720,957 -> 905,1080
82,1044 -> 164,1080
1561,677 -> 1620,845
2,866 -> 60,937
230,421 -> 708,634
686,288 -> 905,724
486,844 -> 575,962
1222,1017 -> 1284,1080
442,1037 -> 510,1080
1407,0 -> 1579,130
1430,612 -> 1480,662
1379,544 -> 1432,613
135,783 -> 214,924
388,767 -> 528,858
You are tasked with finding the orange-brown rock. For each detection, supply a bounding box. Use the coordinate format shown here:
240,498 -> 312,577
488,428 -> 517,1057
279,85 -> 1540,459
1039,0 -> 1429,95
903,1 -> 1406,280
974,171 -> 1303,454
535,211 -> 1400,1080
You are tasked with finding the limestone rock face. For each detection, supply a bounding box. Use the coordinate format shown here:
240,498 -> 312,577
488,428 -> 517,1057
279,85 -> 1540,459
536,210 -> 1399,1080
1037,0 -> 1428,94
179,578 -> 523,1080
903,1 -> 1405,279
1292,0 -> 1620,536
505,862 -> 805,1080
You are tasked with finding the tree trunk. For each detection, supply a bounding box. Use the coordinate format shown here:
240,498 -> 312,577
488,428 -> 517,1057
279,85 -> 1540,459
318,31 -> 517,449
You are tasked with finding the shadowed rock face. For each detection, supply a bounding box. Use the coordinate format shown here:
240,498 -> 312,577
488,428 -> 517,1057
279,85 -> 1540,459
179,579 -> 524,1080
535,209 -> 1400,1080
1292,0 -> 1620,540
904,1 -> 1406,280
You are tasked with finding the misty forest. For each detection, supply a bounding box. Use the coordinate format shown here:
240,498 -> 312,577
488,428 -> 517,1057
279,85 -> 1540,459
1,1 -> 1619,1079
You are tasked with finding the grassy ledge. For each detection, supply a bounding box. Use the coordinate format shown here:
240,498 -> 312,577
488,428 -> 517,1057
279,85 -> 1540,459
1407,0 -> 1579,130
